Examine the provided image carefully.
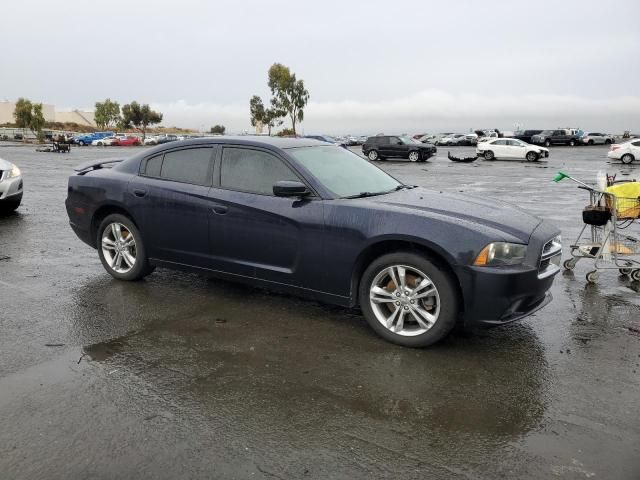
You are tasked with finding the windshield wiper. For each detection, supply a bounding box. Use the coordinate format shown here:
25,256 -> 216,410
342,184 -> 417,199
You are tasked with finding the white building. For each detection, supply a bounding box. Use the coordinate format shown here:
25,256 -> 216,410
0,100 -> 96,127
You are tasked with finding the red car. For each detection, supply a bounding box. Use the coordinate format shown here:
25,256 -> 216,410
113,136 -> 141,146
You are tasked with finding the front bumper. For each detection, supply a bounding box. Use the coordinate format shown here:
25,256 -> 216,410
0,175 -> 23,201
457,222 -> 561,328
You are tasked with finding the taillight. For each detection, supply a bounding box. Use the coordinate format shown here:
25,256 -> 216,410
611,144 -> 620,151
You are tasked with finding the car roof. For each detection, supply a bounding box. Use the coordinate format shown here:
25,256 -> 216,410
200,135 -> 323,149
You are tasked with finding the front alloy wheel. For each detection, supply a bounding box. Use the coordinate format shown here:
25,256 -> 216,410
526,151 -> 539,162
408,151 -> 420,162
369,265 -> 440,336
368,150 -> 379,161
359,252 -> 458,347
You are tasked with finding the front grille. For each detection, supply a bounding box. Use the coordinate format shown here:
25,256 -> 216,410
538,236 -> 562,279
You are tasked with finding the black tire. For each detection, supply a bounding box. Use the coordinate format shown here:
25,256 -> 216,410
588,140 -> 594,145
569,139 -> 576,146
408,151 -> 420,162
78,140 -> 85,146
367,150 -> 379,161
97,213 -> 153,281
621,154 -> 634,164
526,151 -> 539,162
0,198 -> 21,213
359,252 -> 459,348
484,150 -> 495,160
605,139 -> 612,145
544,139 -> 552,147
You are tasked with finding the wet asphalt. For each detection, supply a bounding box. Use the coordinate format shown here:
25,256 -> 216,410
0,143 -> 639,479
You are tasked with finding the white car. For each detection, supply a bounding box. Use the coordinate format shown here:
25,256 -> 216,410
92,136 -> 118,146
476,138 -> 549,161
607,139 -> 640,164
144,136 -> 160,145
0,158 -> 23,211
581,132 -> 614,145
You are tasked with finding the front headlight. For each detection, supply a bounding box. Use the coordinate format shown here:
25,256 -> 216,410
473,242 -> 527,266
7,165 -> 21,178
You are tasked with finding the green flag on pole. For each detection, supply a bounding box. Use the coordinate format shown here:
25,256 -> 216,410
553,171 -> 569,182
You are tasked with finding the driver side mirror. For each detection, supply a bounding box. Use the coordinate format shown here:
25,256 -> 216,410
273,180 -> 310,197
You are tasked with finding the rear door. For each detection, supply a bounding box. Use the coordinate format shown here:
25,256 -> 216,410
491,139 -> 509,158
377,136 -> 392,157
128,146 -> 215,267
207,146 -> 325,288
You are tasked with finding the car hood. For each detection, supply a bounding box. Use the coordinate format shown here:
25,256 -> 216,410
0,157 -> 15,170
364,188 -> 542,243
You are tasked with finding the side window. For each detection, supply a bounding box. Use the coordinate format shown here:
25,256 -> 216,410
221,147 -> 299,195
143,154 -> 163,177
507,140 -> 521,146
389,136 -> 400,144
494,139 -> 507,145
553,130 -> 563,136
379,137 -> 390,145
632,141 -> 640,147
160,147 -> 213,185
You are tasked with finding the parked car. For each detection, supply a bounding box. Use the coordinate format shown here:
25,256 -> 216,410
65,137 -> 561,347
464,133 -> 479,145
304,135 -> 347,148
92,136 -> 120,146
513,130 -> 543,144
580,132 -> 614,145
144,136 -> 160,145
531,129 -> 581,147
607,139 -> 640,164
74,131 -> 114,146
0,158 -> 23,211
476,138 -> 549,161
114,136 -> 141,147
156,134 -> 179,144
362,135 -> 436,162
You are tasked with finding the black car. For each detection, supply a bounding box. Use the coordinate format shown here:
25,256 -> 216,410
362,135 -> 436,162
157,134 -> 178,144
531,129 -> 580,147
66,137 -> 561,347
513,130 -> 543,144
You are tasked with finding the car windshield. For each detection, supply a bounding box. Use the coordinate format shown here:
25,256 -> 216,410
289,146 -> 401,198
399,136 -> 420,144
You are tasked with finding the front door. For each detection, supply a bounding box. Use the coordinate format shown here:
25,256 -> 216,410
127,146 -> 215,266
208,146 -> 325,289
387,136 -> 405,158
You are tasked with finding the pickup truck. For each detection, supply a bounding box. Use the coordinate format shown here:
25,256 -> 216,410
531,129 -> 581,147
73,131 -> 114,146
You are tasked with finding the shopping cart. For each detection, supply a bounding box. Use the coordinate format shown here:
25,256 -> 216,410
553,171 -> 640,283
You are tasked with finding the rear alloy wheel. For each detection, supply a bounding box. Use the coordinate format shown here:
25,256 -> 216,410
359,252 -> 458,347
526,151 -> 539,162
621,154 -> 635,165
484,150 -> 495,160
368,150 -> 379,161
97,213 -> 153,281
605,139 -> 612,145
408,151 -> 420,162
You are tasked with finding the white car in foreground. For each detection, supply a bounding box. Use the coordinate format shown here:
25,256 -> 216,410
607,139 -> 640,164
476,138 -> 549,161
0,157 -> 23,211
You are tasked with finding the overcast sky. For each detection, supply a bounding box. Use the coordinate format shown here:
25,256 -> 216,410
1,0 -> 638,134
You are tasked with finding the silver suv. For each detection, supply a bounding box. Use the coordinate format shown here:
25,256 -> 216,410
0,157 -> 23,211
580,132 -> 614,145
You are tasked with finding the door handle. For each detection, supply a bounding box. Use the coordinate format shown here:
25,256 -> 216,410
133,189 -> 147,197
212,205 -> 228,215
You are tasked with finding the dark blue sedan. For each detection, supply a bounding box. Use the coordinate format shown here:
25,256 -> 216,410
66,136 -> 561,347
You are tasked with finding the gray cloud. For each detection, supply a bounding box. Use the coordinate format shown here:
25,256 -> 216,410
2,0 -> 638,133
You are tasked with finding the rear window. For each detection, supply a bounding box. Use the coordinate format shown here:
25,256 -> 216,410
160,148 -> 213,185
